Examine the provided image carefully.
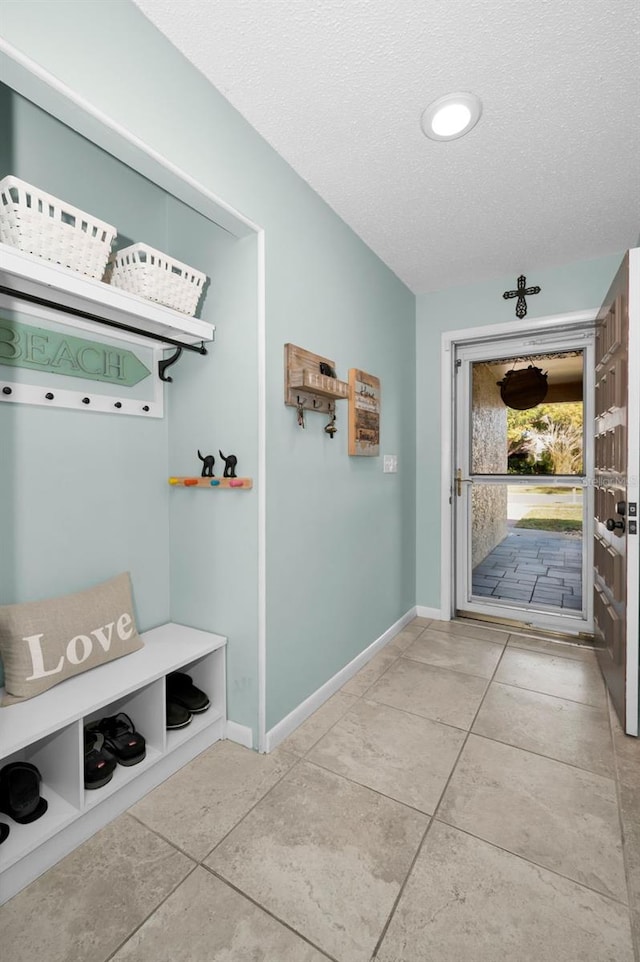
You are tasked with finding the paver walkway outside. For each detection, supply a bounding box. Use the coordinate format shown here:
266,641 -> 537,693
472,529 -> 582,610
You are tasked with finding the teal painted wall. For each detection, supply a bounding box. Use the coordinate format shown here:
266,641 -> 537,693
0,84 -> 12,173
167,232 -> 260,734
415,252 -> 624,610
0,90 -> 173,631
1,1 -> 416,736
0,88 -> 262,732
265,236 -> 416,726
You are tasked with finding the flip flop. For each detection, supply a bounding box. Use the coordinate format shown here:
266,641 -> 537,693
87,713 -> 146,767
0,762 -> 48,824
84,728 -> 117,789
166,699 -> 192,730
166,672 -> 210,714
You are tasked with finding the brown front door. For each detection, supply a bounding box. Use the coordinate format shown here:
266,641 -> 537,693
594,250 -> 640,735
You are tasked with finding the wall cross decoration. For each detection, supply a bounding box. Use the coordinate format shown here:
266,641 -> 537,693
502,275 -> 541,318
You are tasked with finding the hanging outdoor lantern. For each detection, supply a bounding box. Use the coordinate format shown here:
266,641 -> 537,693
497,365 -> 548,410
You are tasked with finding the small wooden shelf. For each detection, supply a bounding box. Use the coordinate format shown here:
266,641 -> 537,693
168,477 -> 253,489
285,343 -> 349,416
289,368 -> 349,400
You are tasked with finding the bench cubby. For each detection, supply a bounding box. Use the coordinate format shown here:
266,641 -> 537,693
0,623 -> 226,904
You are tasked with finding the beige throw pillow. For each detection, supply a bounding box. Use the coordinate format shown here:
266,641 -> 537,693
0,572 -> 143,705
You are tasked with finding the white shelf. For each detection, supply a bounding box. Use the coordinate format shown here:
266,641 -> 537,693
166,705 -> 224,752
0,783 -> 80,871
0,623 -> 226,757
0,623 -> 227,902
83,745 -> 164,811
0,244 -> 215,346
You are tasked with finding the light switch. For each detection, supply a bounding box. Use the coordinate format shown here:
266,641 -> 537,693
383,455 -> 397,473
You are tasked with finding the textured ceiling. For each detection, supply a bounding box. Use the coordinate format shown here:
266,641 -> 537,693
133,0 -> 640,293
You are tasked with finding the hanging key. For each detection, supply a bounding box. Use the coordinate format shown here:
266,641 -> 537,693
324,406 -> 337,438
296,397 -> 305,428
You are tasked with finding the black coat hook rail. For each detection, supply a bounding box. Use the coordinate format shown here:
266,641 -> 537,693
0,285 -> 208,382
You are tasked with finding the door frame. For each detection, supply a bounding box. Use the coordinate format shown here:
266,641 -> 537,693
452,332 -> 594,634
440,309 -> 599,622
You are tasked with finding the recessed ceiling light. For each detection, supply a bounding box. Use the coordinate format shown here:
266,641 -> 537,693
421,92 -> 482,141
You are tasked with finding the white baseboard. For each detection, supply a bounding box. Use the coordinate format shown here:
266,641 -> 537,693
225,720 -> 253,749
416,605 -> 446,620
264,608 -> 417,753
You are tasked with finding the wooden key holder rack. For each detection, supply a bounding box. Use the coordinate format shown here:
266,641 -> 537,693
284,343 -> 350,418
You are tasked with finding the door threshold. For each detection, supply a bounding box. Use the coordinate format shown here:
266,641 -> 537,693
455,610 -> 597,649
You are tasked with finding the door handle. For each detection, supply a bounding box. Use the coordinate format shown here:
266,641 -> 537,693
456,468 -> 474,497
606,518 -> 625,533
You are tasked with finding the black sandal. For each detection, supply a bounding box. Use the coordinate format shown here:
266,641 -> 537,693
84,729 -> 117,789
88,713 -> 146,767
166,672 -> 210,714
0,761 -> 48,823
166,699 -> 192,730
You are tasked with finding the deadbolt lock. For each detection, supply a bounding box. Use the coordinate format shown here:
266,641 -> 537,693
606,518 -> 625,534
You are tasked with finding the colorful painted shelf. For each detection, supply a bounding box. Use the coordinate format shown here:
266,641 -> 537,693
168,477 -> 253,489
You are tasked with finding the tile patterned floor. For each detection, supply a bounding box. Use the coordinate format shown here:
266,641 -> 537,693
473,530 -> 583,609
1,617 -> 638,962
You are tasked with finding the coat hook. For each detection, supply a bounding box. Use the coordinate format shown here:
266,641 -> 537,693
158,345 -> 183,383
324,402 -> 337,438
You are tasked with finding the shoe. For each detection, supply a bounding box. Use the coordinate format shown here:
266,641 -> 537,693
84,728 -> 117,789
0,762 -> 48,824
0,822 -> 9,844
87,713 -> 146,767
166,672 -> 210,714
166,699 -> 192,730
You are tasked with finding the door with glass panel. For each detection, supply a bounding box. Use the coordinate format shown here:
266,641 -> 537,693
454,331 -> 594,634
593,250 -> 639,735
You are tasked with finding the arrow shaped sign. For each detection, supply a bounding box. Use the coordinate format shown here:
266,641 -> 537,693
0,317 -> 151,387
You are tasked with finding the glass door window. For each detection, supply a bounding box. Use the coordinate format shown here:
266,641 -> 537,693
454,335 -> 594,633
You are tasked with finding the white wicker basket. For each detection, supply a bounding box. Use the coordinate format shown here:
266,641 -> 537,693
106,243 -> 207,316
0,175 -> 116,279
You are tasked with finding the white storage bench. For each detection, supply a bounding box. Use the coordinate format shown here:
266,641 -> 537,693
0,623 -> 226,904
